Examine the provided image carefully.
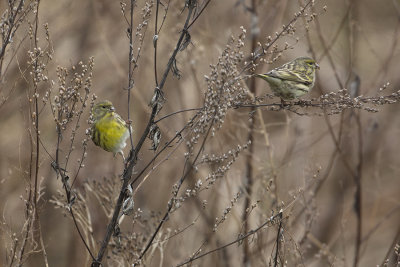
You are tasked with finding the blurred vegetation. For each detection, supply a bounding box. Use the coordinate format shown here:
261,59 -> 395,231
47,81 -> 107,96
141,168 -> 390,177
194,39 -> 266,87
0,0 -> 399,266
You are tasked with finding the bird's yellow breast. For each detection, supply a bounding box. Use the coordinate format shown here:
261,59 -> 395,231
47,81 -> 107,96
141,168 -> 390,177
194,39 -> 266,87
92,112 -> 129,153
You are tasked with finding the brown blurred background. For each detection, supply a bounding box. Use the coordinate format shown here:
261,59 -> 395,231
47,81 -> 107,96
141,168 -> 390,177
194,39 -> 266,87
0,0 -> 399,266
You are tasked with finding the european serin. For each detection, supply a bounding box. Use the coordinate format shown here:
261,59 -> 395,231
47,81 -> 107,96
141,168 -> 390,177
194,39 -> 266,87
255,57 -> 319,100
91,100 -> 131,160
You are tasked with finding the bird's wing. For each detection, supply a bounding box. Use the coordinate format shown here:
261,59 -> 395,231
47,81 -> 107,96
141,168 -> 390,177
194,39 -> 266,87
267,67 -> 312,85
110,113 -> 129,130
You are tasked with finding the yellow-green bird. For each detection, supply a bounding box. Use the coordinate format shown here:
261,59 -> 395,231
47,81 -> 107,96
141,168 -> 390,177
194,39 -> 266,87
255,57 -> 320,100
91,100 -> 131,160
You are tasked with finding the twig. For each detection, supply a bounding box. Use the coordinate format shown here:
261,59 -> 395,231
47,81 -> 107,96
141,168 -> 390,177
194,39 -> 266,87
130,112 -> 199,187
379,226 -> 400,267
0,0 -> 25,75
154,107 -> 201,123
240,0 -> 315,75
137,108 -> 213,263
8,236 -> 18,267
175,210 -> 284,267
187,0 -> 212,30
17,216 -> 32,267
52,163 -> 96,261
361,205 -> 400,244
273,213 -> 283,267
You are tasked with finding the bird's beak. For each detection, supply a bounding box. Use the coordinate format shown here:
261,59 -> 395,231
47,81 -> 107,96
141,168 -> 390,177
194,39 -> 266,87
110,106 -> 115,111
255,73 -> 268,78
315,63 -> 320,70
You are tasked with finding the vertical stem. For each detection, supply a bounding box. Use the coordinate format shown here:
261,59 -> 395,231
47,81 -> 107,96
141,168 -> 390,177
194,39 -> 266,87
348,1 -> 363,265
30,1 -> 49,266
127,0 -> 135,150
353,113 -> 363,267
154,0 -> 160,86
33,0 -> 40,219
243,0 -> 257,264
273,213 -> 283,267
